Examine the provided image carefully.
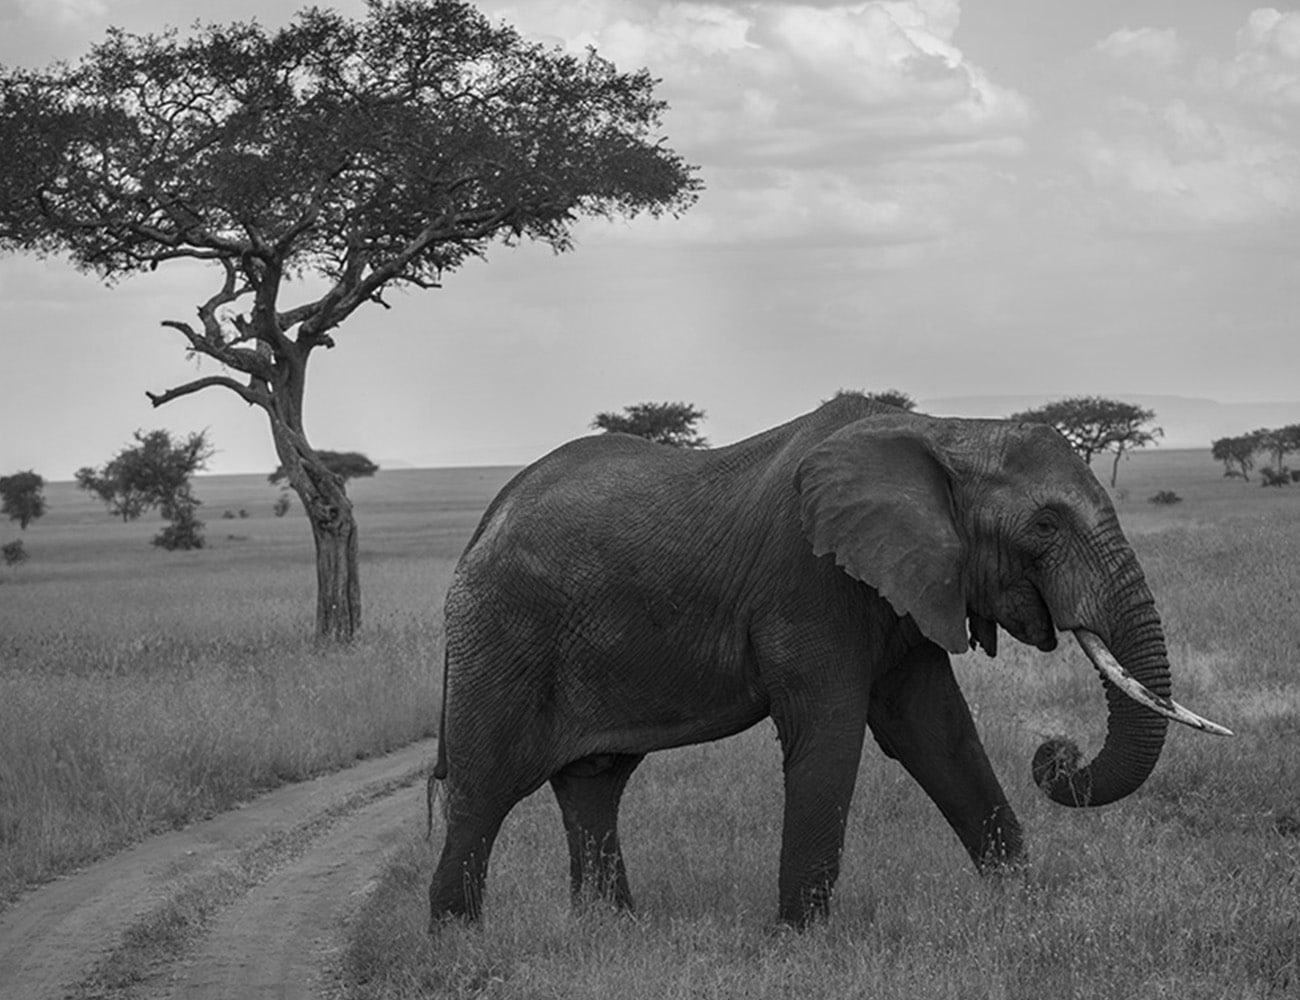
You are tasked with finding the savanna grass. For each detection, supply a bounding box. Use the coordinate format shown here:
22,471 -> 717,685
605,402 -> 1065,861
0,467 -> 515,904
343,450 -> 1300,1000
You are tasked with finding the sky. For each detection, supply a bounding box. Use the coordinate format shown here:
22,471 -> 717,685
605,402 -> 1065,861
1,0 -> 1298,476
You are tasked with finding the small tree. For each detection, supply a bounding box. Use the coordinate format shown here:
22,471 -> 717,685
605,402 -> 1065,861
0,471 -> 47,530
1253,425 -> 1300,482
269,451 -> 378,487
830,388 -> 917,411
1009,396 -> 1162,487
1211,432 -> 1263,481
153,498 -> 205,550
592,402 -> 708,448
2,539 -> 27,567
75,429 -> 213,548
0,0 -> 698,641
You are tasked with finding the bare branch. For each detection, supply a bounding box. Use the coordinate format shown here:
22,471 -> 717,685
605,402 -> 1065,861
146,375 -> 268,409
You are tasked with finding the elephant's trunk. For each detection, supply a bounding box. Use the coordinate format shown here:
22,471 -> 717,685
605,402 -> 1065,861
1031,564 -> 1230,808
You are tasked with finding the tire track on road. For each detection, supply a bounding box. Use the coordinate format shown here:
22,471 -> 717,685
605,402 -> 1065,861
0,739 -> 435,1000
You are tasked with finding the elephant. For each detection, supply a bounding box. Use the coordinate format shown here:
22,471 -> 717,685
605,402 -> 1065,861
428,395 -> 1230,928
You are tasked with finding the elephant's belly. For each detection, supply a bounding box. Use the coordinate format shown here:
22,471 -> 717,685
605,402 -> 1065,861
552,645 -> 770,755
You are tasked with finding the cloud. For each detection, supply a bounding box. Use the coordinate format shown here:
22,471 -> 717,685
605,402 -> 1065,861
1094,25 -> 1185,73
1070,9 -> 1300,236
1206,7 -> 1300,109
15,0 -> 107,27
485,1 -> 1031,250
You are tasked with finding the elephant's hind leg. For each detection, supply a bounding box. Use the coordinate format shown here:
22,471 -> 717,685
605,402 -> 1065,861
428,797 -> 511,927
550,753 -> 644,911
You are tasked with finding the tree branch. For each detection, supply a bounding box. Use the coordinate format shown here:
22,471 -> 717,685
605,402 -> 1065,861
277,206 -> 517,337
146,375 -> 268,409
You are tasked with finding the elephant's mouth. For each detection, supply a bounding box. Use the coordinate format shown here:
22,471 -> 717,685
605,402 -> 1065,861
988,580 -> 1057,652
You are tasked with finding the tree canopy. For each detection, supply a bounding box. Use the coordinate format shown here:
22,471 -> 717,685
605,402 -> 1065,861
269,450 -> 378,486
75,429 -> 213,548
1211,432 -> 1263,480
831,388 -> 917,411
0,471 -> 47,530
1008,396 -> 1162,486
0,0 -> 699,639
1253,424 -> 1300,485
592,402 -> 708,448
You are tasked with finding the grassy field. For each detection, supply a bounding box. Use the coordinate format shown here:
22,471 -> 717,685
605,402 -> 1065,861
2,447 -> 1298,998
0,465 -> 516,904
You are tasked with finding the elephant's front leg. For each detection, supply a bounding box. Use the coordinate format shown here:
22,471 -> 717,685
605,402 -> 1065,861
867,642 -> 1024,869
770,680 -> 870,927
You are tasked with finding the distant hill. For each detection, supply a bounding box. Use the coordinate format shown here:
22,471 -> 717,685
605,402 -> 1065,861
920,394 -> 1300,450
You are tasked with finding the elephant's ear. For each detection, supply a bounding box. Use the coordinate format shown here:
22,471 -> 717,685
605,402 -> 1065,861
795,421 -> 968,653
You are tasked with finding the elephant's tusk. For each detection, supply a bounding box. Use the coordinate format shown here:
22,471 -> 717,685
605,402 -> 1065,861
1073,630 -> 1234,737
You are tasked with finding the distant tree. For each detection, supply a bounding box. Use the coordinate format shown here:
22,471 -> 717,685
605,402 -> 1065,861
75,430 -> 213,548
827,388 -> 917,411
0,0 -> 698,640
153,498 -> 205,550
273,494 -> 293,518
1009,396 -> 1162,487
1253,425 -> 1300,484
2,539 -> 27,567
0,471 -> 47,530
75,462 -> 153,523
269,451 -> 378,487
865,389 -> 917,411
1211,432 -> 1263,481
592,402 -> 708,448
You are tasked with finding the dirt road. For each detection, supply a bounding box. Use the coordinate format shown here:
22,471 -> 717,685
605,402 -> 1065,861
0,739 -> 436,1000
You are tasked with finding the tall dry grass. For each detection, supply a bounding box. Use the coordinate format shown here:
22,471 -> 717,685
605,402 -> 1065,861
0,467 -> 514,903
341,451 -> 1300,999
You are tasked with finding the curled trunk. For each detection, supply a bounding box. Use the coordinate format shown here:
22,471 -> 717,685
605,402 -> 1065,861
1032,589 -> 1171,807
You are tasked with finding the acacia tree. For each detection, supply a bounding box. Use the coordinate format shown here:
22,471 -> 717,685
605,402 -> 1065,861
829,388 -> 917,411
1211,432 -> 1263,480
1009,396 -> 1163,487
269,450 -> 378,487
0,0 -> 699,640
1253,424 -> 1300,485
592,402 -> 708,448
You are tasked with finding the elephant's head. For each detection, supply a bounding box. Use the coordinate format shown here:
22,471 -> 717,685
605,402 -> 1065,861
797,412 -> 1230,808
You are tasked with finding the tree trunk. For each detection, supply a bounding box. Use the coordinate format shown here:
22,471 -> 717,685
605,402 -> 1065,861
266,388 -> 362,643
309,492 -> 361,641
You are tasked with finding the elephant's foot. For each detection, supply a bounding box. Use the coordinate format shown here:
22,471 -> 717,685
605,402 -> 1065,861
568,831 -> 636,913
974,803 -> 1026,872
777,866 -> 839,929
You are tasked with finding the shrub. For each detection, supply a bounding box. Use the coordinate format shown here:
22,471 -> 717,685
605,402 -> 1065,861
153,503 -> 205,550
1149,490 -> 1183,505
2,539 -> 28,566
273,494 -> 292,517
221,509 -> 236,519
1260,467 -> 1290,488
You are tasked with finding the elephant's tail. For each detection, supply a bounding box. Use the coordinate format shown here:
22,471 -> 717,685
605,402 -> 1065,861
425,770 -> 444,841
428,647 -> 450,840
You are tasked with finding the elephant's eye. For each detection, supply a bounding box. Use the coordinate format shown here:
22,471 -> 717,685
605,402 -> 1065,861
1031,512 -> 1060,538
